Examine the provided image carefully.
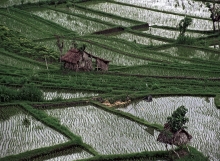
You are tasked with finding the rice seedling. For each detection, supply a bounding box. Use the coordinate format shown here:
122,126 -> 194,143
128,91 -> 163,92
0,14 -> 47,39
113,0 -> 210,18
45,105 -> 166,154
0,106 -> 69,158
119,65 -> 216,78
86,2 -> 213,30
118,96 -> 220,161
31,9 -> 111,35
112,32 -> 168,45
143,27 -> 206,39
43,90 -> 99,100
0,53 -> 41,70
9,8 -> 66,36
159,46 -> 220,61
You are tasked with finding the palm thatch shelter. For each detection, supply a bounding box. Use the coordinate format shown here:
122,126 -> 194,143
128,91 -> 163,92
157,123 -> 192,158
61,48 -> 110,71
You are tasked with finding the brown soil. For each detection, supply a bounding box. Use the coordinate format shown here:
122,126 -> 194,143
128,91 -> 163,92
102,100 -> 131,107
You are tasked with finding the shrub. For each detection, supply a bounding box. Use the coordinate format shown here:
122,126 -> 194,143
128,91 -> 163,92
176,35 -> 195,45
18,83 -> 43,102
0,85 -> 17,102
167,106 -> 189,132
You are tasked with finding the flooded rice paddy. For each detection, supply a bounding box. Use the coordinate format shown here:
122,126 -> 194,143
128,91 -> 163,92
45,105 -> 166,155
32,9 -> 111,35
0,0 -> 44,7
44,150 -> 92,161
86,2 -> 213,30
43,90 -> 99,100
114,0 -> 210,18
0,106 -> 68,158
118,97 -> 220,161
66,7 -> 137,27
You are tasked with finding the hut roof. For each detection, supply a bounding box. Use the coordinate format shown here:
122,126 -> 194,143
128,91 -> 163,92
61,48 -> 81,64
61,48 -> 110,64
157,123 -> 192,145
84,51 -> 110,63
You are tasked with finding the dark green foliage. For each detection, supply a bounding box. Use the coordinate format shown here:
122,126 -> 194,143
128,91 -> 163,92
66,1 -> 72,8
176,35 -> 196,45
22,117 -> 31,127
214,94 -> 220,109
18,83 -> 43,102
178,16 -> 192,36
0,25 -> 59,62
77,43 -> 87,52
21,0 -> 24,5
167,106 -> 189,132
176,17 -> 195,45
0,85 -> 17,102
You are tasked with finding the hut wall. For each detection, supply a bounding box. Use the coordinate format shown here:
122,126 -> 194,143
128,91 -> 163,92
78,53 -> 93,71
64,62 -> 79,71
96,59 -> 109,71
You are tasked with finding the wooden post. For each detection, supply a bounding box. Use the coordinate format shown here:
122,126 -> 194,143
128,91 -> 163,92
44,55 -> 48,70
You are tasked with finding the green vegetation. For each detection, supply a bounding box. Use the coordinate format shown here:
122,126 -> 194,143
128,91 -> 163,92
0,83 -> 43,102
167,106 -> 189,132
214,94 -> 220,109
0,0 -> 219,160
0,25 -> 59,61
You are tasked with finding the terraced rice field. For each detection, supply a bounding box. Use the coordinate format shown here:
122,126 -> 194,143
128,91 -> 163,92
143,27 -> 206,39
45,105 -> 166,154
0,0 -> 220,160
114,0 -> 210,18
112,32 -> 168,45
66,7 -> 138,27
118,97 -> 220,161
159,46 -> 220,61
32,9 -> 112,35
0,53 -> 41,70
0,0 -> 44,8
85,2 -> 213,30
0,106 -> 68,158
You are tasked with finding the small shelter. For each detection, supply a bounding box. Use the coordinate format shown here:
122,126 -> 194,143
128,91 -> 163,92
157,123 -> 192,158
94,57 -> 110,71
61,48 -> 110,71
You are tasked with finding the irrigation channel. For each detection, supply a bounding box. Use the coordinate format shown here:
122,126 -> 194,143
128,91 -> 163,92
1,0 -> 220,160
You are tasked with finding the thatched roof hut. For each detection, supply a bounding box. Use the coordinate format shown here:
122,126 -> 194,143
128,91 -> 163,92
157,123 -> 192,146
61,48 -> 110,71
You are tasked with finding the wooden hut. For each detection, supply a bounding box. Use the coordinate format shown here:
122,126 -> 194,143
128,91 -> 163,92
95,57 -> 110,71
61,48 -> 110,71
157,123 -> 192,158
